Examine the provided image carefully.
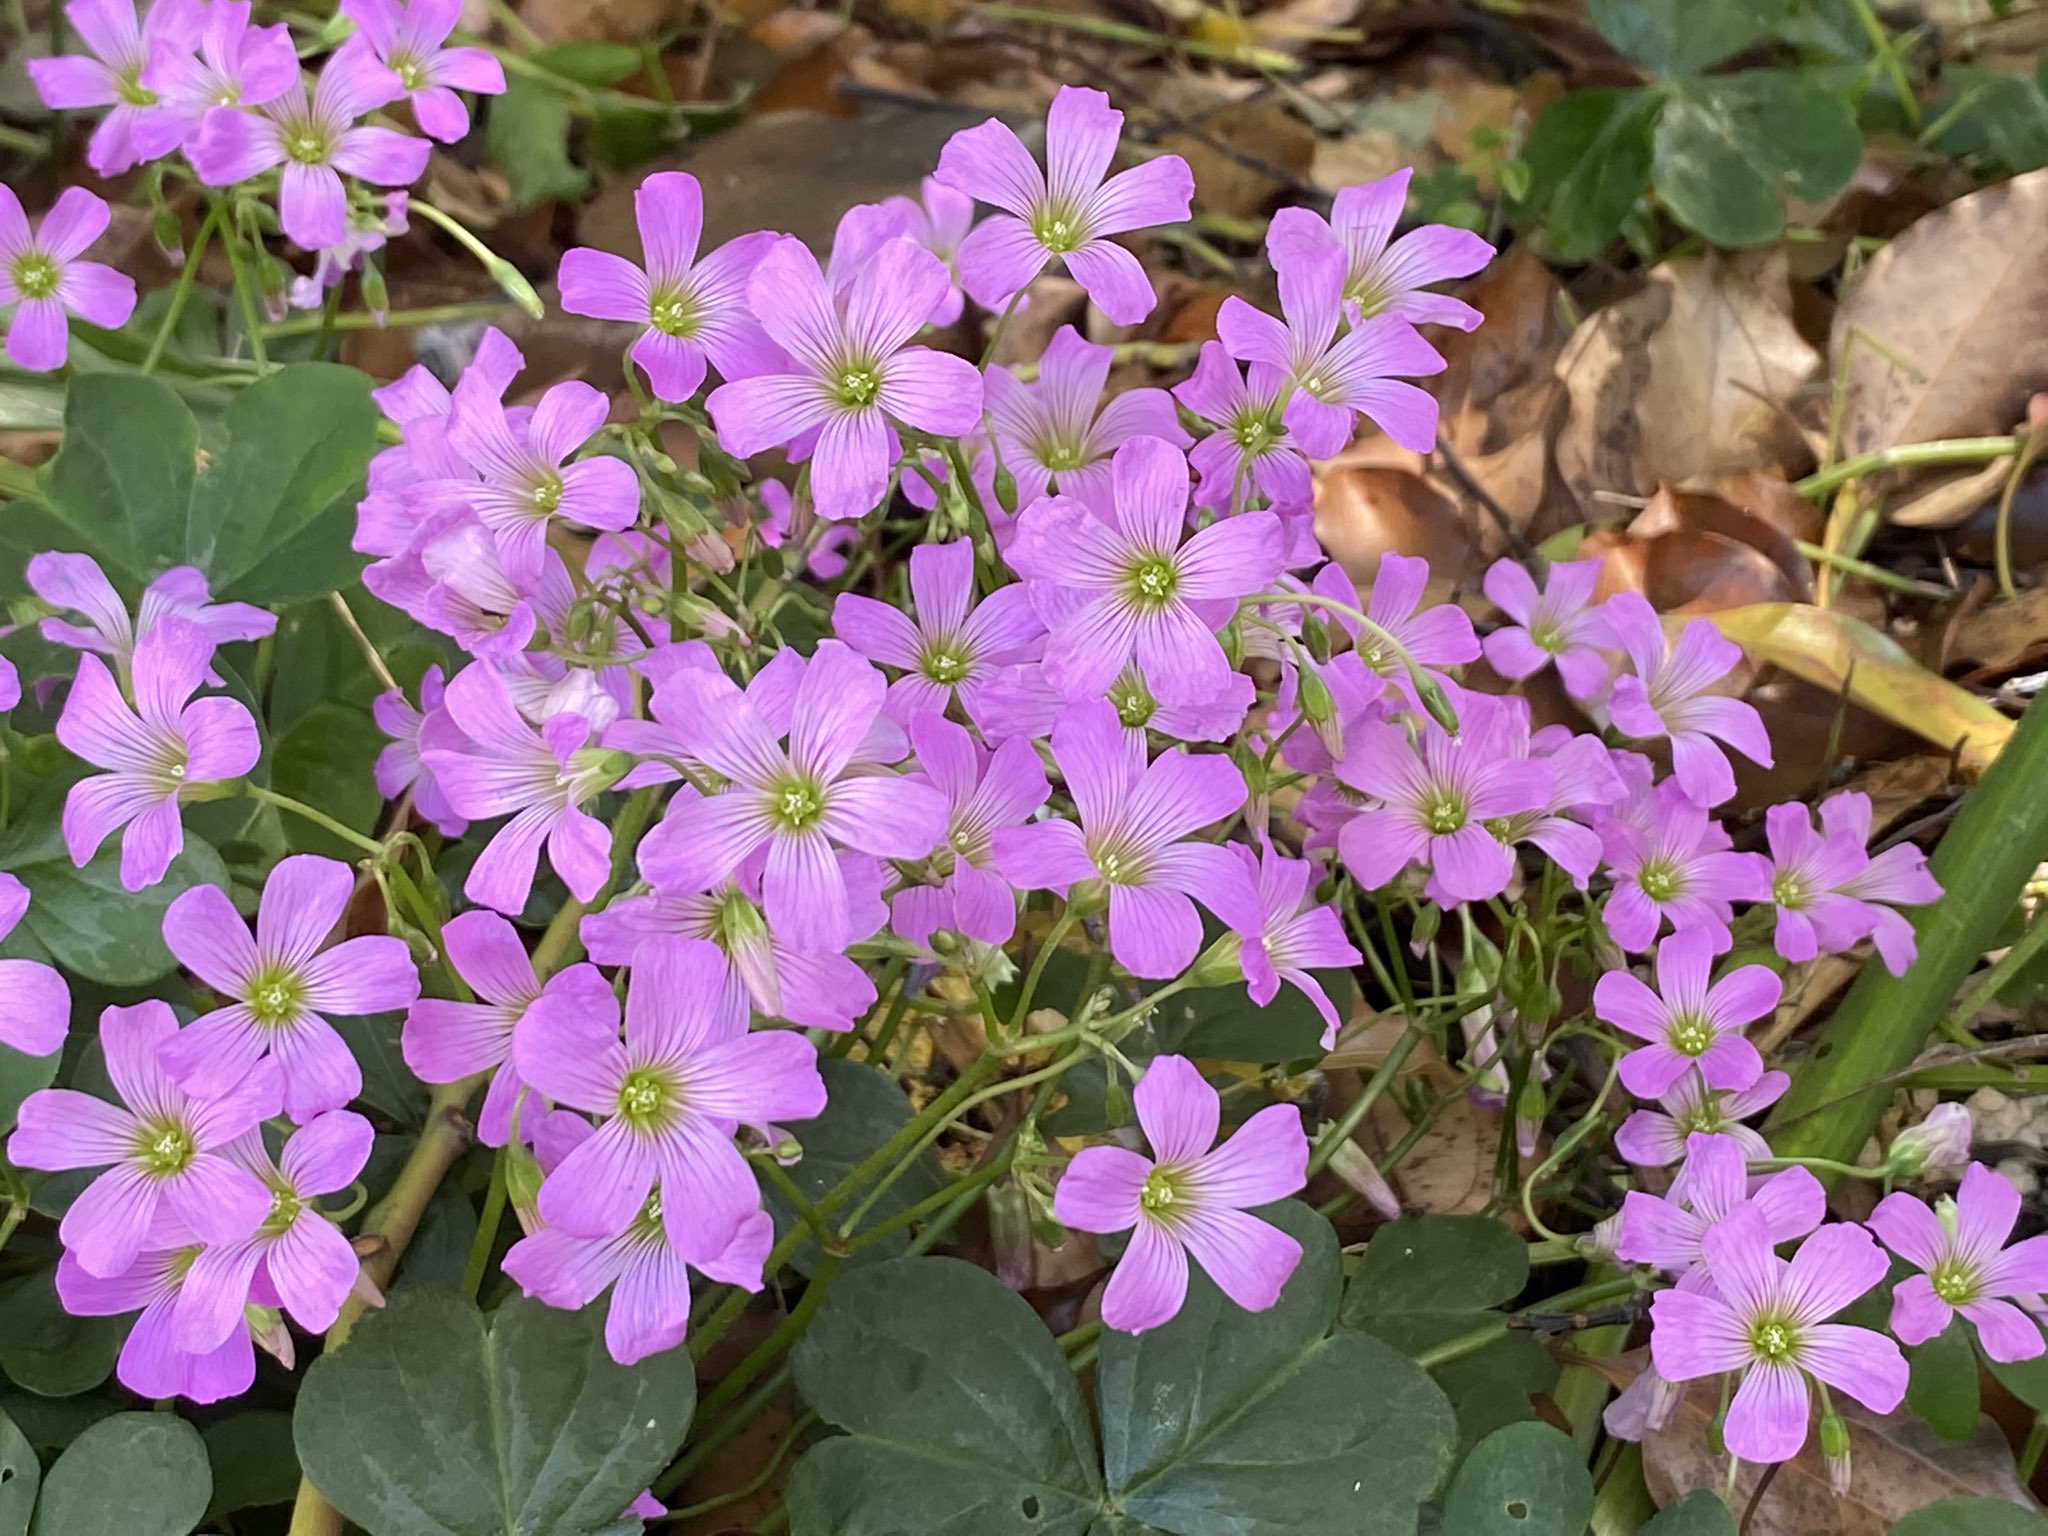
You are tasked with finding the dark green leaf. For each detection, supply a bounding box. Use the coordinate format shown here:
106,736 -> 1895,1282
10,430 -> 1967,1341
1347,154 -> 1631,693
30,1412 -> 211,1536
1907,1322 -> 1981,1440
488,80 -> 591,208
1589,0 -> 1790,75
788,1256 -> 1102,1536
1097,1202 -> 1457,1535
203,1411 -> 300,1518
0,1394 -> 115,1458
0,1410 -> 36,1536
1652,72 -> 1861,246
1439,1421 -> 1592,1536
0,1271 -> 125,1398
1640,1490 -> 1738,1535
269,703 -> 385,856
348,1026 -> 431,1132
765,1057 -> 941,1273
1,375 -> 197,595
293,1288 -> 697,1536
2,831 -> 229,988
183,363 -> 375,603
1523,90 -> 1660,262
1988,1348 -> 2048,1414
0,1042 -> 60,1139
531,42 -> 641,86
1152,965 -> 1353,1064
1890,1500 -> 2048,1536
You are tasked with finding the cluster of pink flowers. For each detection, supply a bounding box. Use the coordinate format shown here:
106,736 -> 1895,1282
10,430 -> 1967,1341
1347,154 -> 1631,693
5,0 -> 501,365
4,70 -> 1989,1505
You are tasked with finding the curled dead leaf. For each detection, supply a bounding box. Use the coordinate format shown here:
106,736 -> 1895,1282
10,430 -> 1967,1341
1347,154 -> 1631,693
1708,604 -> 2014,776
1831,167 -> 2048,460
1631,485 -> 1815,603
1312,466 -> 1484,593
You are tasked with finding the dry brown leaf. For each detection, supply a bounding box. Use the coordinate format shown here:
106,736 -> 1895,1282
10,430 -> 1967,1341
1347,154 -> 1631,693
1160,96 -> 1317,220
1309,129 -> 1411,197
1581,526 -> 1797,614
1831,167 -> 2048,459
1631,486 -> 1816,603
1587,1349 -> 2036,1535
1888,454 -> 2016,530
519,0 -> 679,44
1312,467 -> 1482,592
1942,581 -> 2048,678
1555,250 -> 1821,508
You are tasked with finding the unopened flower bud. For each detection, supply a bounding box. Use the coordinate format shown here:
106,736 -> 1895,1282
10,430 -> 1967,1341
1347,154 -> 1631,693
246,1305 -> 293,1368
993,465 -> 1019,515
1820,1407 -> 1852,1495
1515,1077 -> 1545,1159
1184,933 -> 1243,990
360,258 -> 389,323
152,204 -> 185,266
505,1139 -> 546,1236
1325,1139 -> 1400,1221
1580,1212 -> 1624,1262
1883,1102 -> 1972,1178
1414,670 -> 1461,735
986,1181 -> 1034,1291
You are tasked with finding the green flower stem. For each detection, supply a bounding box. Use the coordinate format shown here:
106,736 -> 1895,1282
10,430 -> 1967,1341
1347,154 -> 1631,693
262,299 -> 514,339
142,202 -> 221,374
1792,435 -> 2022,499
243,782 -> 385,856
1947,905 -> 2048,1036
1409,1319 -> 1508,1371
1518,1058 -> 1621,1245
662,1406 -> 816,1519
2019,1415 -> 2048,1483
1793,539 -> 1952,600
1008,908 -> 1077,1035
1305,1018 -> 1428,1177
1840,0 -> 1921,129
214,202 -> 271,372
755,1155 -> 840,1254
1243,588 -> 1459,732
458,1146 -> 509,1299
694,1253 -> 841,1438
1749,1155 -> 1887,1181
409,199 -> 545,319
844,1147 -> 1016,1255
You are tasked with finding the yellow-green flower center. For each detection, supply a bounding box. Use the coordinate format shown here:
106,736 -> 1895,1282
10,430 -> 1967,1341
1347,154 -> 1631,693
832,364 -> 881,408
1231,412 -> 1274,453
390,52 -> 428,91
283,126 -> 330,166
261,1183 -> 303,1237
11,252 -> 59,301
1030,202 -> 1085,254
116,70 -> 156,106
1112,678 -> 1155,729
1637,859 -> 1682,904
1039,437 -> 1088,472
1420,790 -> 1467,835
648,286 -> 700,339
1931,1258 -> 1979,1305
1666,1012 -> 1714,1057
771,775 -> 826,832
529,470 -> 564,515
1124,554 -> 1179,612
1772,871 -> 1809,910
1139,1165 -> 1182,1215
248,962 -> 305,1028
1748,1312 -> 1801,1363
137,1118 -> 196,1177
918,640 -> 971,686
616,1067 -> 677,1130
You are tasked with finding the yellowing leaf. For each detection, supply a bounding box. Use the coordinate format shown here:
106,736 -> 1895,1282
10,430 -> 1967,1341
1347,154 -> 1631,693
1708,603 -> 2013,776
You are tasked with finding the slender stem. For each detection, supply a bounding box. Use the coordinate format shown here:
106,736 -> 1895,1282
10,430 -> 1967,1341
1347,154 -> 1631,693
1792,436 -> 2021,499
1410,1320 -> 1505,1371
1949,909 -> 2048,1034
1840,0 -> 1921,128
409,200 -> 544,319
1793,539 -> 1951,600
1306,1019 -> 1426,1176
459,1148 -> 508,1299
327,589 -> 401,693
659,1409 -> 814,1522
216,207 -> 271,372
244,782 -> 385,856
1008,909 -> 1076,1035
1995,418 -> 2048,601
142,203 -> 220,374
263,300 -> 512,339
2019,1416 -> 2048,1484
755,1156 -> 839,1253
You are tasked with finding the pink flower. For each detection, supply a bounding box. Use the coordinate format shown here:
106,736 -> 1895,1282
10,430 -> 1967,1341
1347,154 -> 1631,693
828,178 -> 977,325
1208,843 -> 1361,1046
1216,244 -> 1445,457
832,538 -> 1045,732
57,617 -> 260,892
1321,554 -> 1480,697
30,551 -> 276,675
27,0 -> 202,174
56,1214 -> 256,1403
1650,1207 -> 1907,1464
1266,168 -> 1495,330
512,937 -> 825,1259
1054,1055 -> 1308,1333
402,911 -> 612,1146
7,1001 -> 281,1278
0,875 -> 71,1058
1006,436 -> 1284,706
1599,780 -> 1764,953
336,0 -> 505,142
1481,557 -> 1613,700
936,85 -> 1192,325
707,236 -> 982,521
992,701 -> 1245,979
1597,929 -> 1777,1099
505,1192 -> 772,1366
1172,342 -> 1310,515
1871,1164 -> 2048,1362
981,325 -> 1188,512
892,715 -> 1050,950
558,171 -> 780,403
633,642 -> 945,950
139,0 -> 299,146
173,1110 -> 375,1349
158,854 -> 421,1123
1602,593 -> 1772,807
1819,792 -> 1943,976
0,186 -> 137,372
188,49 -> 428,250
1615,1068 -> 1789,1169
421,663 -> 623,916
1616,1131 -> 1823,1279
1333,711 -> 1551,906
372,663 -> 467,836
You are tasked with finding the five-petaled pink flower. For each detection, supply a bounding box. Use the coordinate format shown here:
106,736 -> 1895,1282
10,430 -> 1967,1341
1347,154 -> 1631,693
189,49 -> 428,250
1209,843 -> 1362,1047
57,617 -> 259,892
1006,435 -> 1283,707
1266,168 -> 1496,330
158,854 -> 421,1123
336,0 -> 505,143
1650,1207 -> 1907,1464
139,0 -> 299,147
558,171 -> 780,402
1616,1132 -> 1824,1280
993,701 -> 1245,978
1871,1164 -> 2048,1362
1481,557 -> 1613,700
936,85 -> 1192,325
707,236 -> 982,521
8,1000 -> 282,1278
1596,928 -> 1777,1100
1172,342 -> 1310,515
981,325 -> 1187,512
57,1212 -> 257,1404
30,551 -> 276,677
27,0 -> 202,174
893,714 -> 1049,950
1055,1054 -> 1308,1333
1603,593 -> 1772,808
0,186 -> 137,372
513,937 -> 825,1261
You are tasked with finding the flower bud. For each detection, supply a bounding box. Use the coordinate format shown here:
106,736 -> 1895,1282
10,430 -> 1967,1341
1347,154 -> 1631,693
1515,1077 -> 1546,1159
1820,1407 -> 1852,1495
1325,1139 -> 1401,1221
993,465 -> 1019,514
1579,1212 -> 1624,1262
1184,933 -> 1244,990
1414,670 -> 1461,735
986,1181 -> 1035,1291
504,1138 -> 547,1236
152,204 -> 185,266
360,258 -> 390,323
246,1304 -> 294,1368
1883,1102 -> 1972,1178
